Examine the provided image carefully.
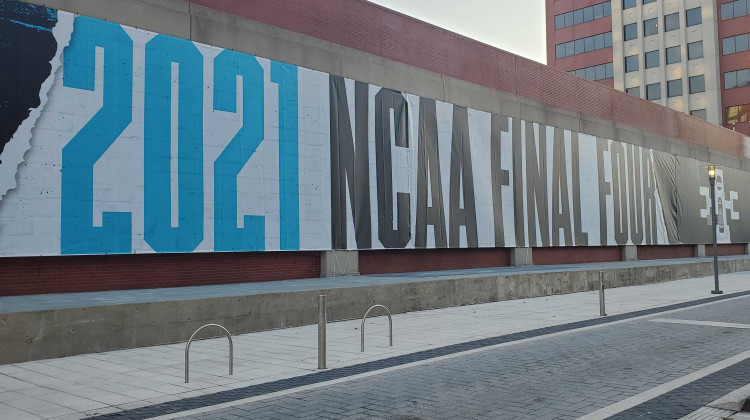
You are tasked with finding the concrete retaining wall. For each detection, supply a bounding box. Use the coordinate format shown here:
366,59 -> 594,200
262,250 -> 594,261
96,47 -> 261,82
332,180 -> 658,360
2,257 -> 749,364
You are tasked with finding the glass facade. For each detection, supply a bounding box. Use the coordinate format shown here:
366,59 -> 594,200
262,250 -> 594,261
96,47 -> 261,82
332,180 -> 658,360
666,46 -> 681,65
688,41 -> 703,60
725,69 -> 750,90
625,54 -> 639,73
664,13 -> 679,32
691,109 -> 707,120
689,75 -> 705,94
555,2 -> 612,29
646,83 -> 661,100
667,79 -> 683,97
686,7 -> 702,26
624,23 -> 638,41
726,104 -> 750,124
570,63 -> 614,81
721,0 -> 750,20
556,33 -> 612,58
723,33 -> 750,55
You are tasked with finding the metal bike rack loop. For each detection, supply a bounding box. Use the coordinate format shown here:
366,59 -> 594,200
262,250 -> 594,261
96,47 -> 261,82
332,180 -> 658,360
361,304 -> 393,352
185,323 -> 233,383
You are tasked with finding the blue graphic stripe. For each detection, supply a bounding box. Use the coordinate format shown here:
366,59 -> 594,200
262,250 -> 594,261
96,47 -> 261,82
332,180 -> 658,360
213,49 -> 265,251
272,61 -> 300,251
144,34 -> 204,253
61,17 -> 133,255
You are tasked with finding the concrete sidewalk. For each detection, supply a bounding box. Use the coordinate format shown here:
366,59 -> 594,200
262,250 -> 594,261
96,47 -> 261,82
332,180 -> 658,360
0,272 -> 749,419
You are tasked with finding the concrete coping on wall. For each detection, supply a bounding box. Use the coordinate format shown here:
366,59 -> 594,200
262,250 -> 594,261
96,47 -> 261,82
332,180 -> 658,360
3,255 -> 748,315
1,255 -> 750,364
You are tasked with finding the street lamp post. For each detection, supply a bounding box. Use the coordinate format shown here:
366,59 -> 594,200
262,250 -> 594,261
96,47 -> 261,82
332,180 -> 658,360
708,165 -> 723,295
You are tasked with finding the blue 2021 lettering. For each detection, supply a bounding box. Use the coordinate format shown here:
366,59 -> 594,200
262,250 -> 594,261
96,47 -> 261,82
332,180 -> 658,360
61,17 -> 299,254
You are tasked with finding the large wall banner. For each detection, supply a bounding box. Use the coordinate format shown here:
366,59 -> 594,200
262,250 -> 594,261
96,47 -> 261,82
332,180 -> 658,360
0,1 -> 746,257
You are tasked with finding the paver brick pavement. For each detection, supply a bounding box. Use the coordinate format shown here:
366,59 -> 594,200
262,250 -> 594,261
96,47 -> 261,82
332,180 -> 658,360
180,297 -> 750,420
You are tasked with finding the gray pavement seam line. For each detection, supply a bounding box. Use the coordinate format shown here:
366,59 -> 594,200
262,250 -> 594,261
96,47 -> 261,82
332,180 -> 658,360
650,318 -> 750,329
607,358 -> 750,419
576,349 -> 750,420
129,293 -> 750,420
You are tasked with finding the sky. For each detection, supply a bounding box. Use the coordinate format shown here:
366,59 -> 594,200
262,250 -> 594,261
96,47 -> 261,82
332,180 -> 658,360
366,0 -> 547,64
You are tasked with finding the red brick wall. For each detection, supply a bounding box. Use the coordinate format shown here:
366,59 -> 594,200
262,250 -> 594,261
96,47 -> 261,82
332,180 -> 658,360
533,246 -> 621,265
706,243 -> 747,256
359,248 -> 511,275
0,251 -> 320,297
637,245 -> 695,260
181,0 -> 747,157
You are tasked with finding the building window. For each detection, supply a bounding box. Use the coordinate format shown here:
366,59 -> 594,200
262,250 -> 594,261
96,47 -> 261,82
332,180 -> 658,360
555,32 -> 612,59
644,18 -> 659,36
726,104 -> 750,124
689,75 -> 705,93
643,0 -> 657,4
691,109 -> 707,120
584,7 -> 594,22
568,63 -> 615,80
645,50 -> 660,69
686,7 -> 702,26
626,86 -> 641,97
666,46 -> 681,65
721,2 -> 733,20
723,33 -> 750,55
646,83 -> 661,100
623,0 -> 636,10
594,33 -> 605,49
725,69 -> 750,89
664,13 -> 679,32
555,2 -> 612,29
688,41 -> 703,60
574,9 -> 584,25
625,54 -> 639,72
555,14 -> 565,29
624,23 -> 638,41
667,79 -> 683,97
572,63 -> 614,81
726,72 -> 737,89
722,0 -> 750,20
724,37 -> 735,55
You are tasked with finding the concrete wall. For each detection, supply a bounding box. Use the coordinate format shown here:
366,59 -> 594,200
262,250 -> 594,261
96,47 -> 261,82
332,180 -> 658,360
2,256 -> 749,364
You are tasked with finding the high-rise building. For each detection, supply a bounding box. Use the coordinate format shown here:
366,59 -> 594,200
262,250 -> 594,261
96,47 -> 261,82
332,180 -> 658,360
546,0 -> 750,136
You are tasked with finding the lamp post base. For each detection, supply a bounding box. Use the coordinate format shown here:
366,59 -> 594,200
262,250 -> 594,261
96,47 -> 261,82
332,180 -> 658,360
711,290 -> 723,294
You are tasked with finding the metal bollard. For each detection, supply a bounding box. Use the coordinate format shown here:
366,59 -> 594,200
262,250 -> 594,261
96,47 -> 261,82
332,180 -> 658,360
599,271 -> 607,317
318,294 -> 327,369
